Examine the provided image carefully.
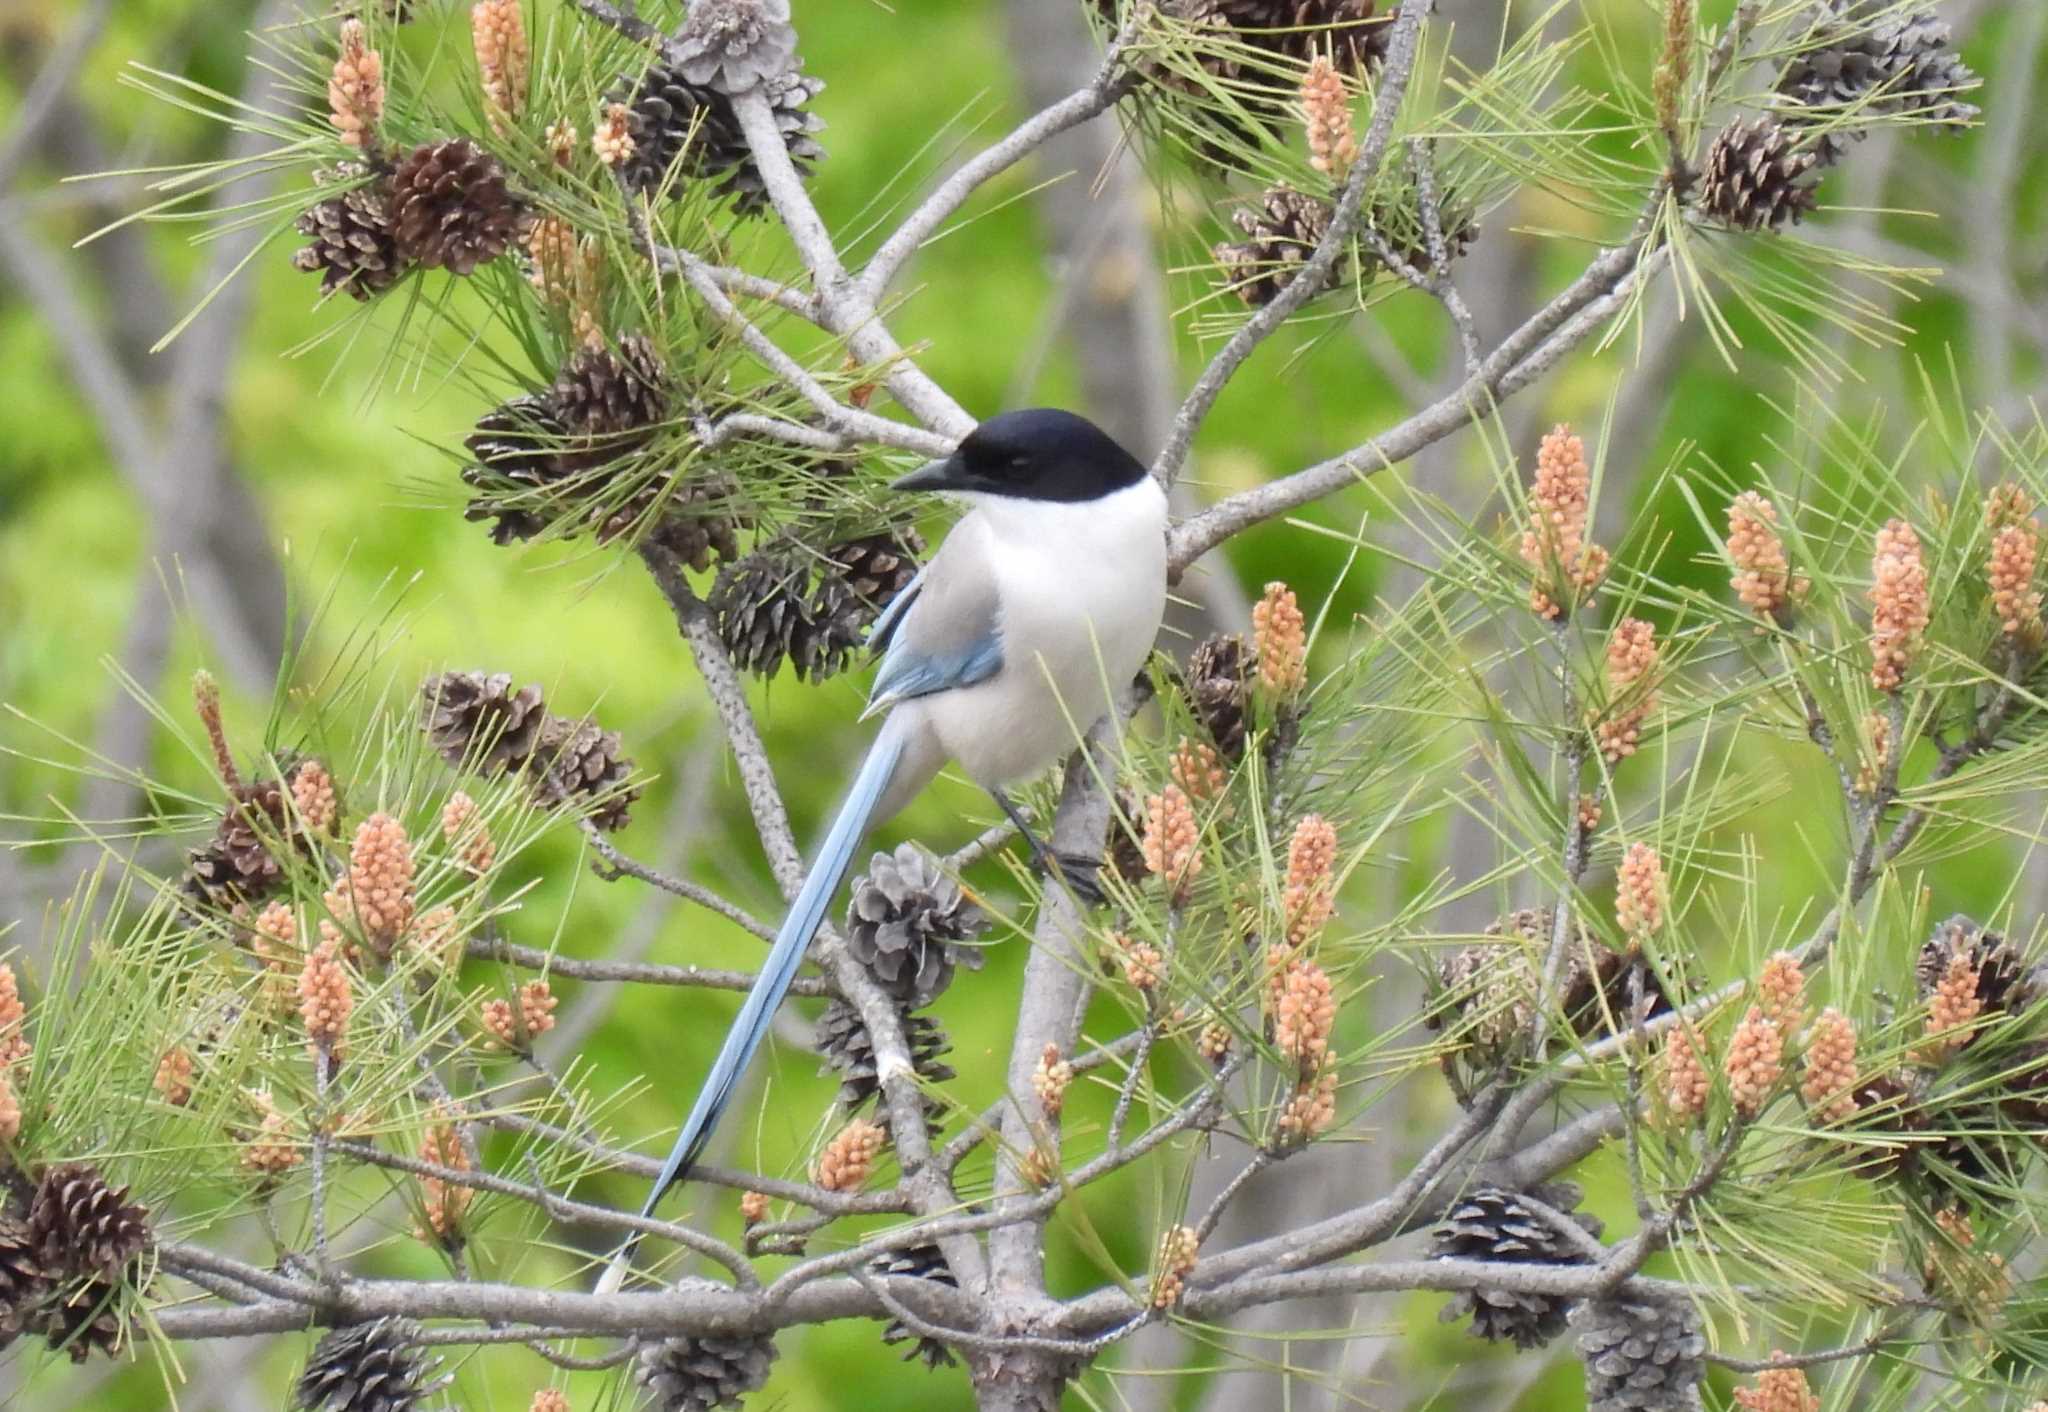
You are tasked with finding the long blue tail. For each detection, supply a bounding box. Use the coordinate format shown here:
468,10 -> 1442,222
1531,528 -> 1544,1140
597,717 -> 907,1291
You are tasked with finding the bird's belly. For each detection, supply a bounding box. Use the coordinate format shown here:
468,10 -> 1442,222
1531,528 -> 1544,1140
927,576 -> 1164,787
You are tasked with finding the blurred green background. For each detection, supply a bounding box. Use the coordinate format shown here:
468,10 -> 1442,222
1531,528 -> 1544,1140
1,0 -> 2041,1407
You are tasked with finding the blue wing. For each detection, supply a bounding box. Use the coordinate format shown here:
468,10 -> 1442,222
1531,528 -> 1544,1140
863,524 -> 1003,719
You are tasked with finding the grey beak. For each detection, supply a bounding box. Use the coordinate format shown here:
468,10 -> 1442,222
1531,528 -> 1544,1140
891,456 -> 963,493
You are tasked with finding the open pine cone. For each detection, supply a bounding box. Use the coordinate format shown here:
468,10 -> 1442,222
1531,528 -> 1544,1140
297,1317 -> 442,1412
27,1164 -> 152,1282
292,163 -> 406,301
871,1241 -> 959,1368
389,138 -> 527,274
814,997 -> 957,1117
1698,118 -> 1819,232
608,59 -> 823,215
1432,1183 -> 1602,1349
635,1326 -> 777,1412
419,671 -> 550,775
843,844 -> 987,1008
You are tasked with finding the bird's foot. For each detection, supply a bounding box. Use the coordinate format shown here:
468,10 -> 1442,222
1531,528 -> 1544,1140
1039,849 -> 1108,909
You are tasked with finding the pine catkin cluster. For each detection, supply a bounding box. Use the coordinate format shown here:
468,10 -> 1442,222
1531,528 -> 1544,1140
1298,55 -> 1355,176
154,1047 -> 195,1108
530,1390 -> 569,1412
1726,490 -> 1803,621
1030,1043 -> 1073,1118
470,0 -> 530,130
1756,950 -> 1806,1034
1151,1224 -> 1199,1309
1596,618 -> 1659,764
1659,1023 -> 1711,1125
1519,424 -> 1609,620
1252,581 -> 1307,695
482,979 -> 559,1049
1732,1360 -> 1820,1412
739,1190 -> 769,1225
1141,784 -> 1202,902
1985,484 -> 2044,647
1282,813 -> 1338,946
440,791 -> 496,874
327,19 -> 385,150
326,811 -> 417,957
417,1120 -> 474,1240
1168,738 -> 1226,800
1724,1006 -> 1785,1116
1108,932 -> 1164,992
298,935 -> 353,1062
291,759 -> 339,835
1614,842 -> 1663,942
1854,708 -> 1891,797
240,1090 -> 302,1176
1799,1006 -> 1858,1122
1868,517 -> 1931,692
814,1119 -> 886,1192
1921,945 -> 1983,1058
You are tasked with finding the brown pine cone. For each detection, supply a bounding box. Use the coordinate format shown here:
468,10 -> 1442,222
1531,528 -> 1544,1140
389,138 -> 528,274
292,164 -> 406,301
1698,118 -> 1819,232
530,715 -> 640,832
419,671 -> 549,775
27,1165 -> 151,1282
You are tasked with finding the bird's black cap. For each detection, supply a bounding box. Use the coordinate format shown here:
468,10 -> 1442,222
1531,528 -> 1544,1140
892,408 -> 1150,503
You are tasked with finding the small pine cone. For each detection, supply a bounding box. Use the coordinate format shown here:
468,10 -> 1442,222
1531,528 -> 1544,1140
607,59 -> 822,216
1519,423 -> 1609,620
738,1191 -> 768,1226
1273,959 -> 1337,1073
0,963 -> 27,1068
1698,118 -> 1818,232
1868,516 -> 1931,692
1151,1224 -> 1199,1310
461,395 -> 571,544
530,1391 -> 570,1412
1031,1043 -> 1073,1117
634,1327 -> 776,1412
240,1090 -> 303,1176
553,334 -> 670,441
814,1118 -> 886,1192
154,1047 -> 196,1107
812,998 -> 955,1117
1596,619 -> 1660,764
1214,186 -> 1337,306
1732,1359 -> 1820,1412
300,933 -> 354,1062
471,0 -> 530,128
1282,813 -> 1338,946
389,138 -> 528,275
328,811 -> 416,955
294,163 -> 408,305
1854,708 -> 1890,797
0,1218 -> 48,1336
1727,490 -> 1802,621
1275,1062 -> 1338,1142
481,979 -> 558,1049
1184,632 -> 1253,760
1659,1023 -> 1712,1125
1198,1021 -> 1233,1065
416,1121 -> 473,1240
1723,1005 -> 1785,1115
1169,738 -> 1226,800
710,531 -> 922,682
1018,1142 -> 1058,1189
1800,1006 -> 1859,1123
1141,785 -> 1202,900
871,1242 -> 958,1368
32,1278 -> 128,1363
519,979 -> 558,1036
1431,1183 -> 1602,1349
672,0 -> 800,94
637,469 -> 748,571
420,671 -> 549,775
328,18 -> 385,149
530,714 -> 641,832
292,760 -> 340,835
1756,950 -> 1807,1034
184,775 -> 295,909
27,1164 -> 151,1281
298,1317 -> 442,1412
1572,1296 -> 1707,1411
1615,842 -> 1664,942
843,844 -> 986,1008
440,791 -> 495,873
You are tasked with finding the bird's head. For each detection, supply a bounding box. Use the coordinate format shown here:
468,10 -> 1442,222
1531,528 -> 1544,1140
892,408 -> 1149,504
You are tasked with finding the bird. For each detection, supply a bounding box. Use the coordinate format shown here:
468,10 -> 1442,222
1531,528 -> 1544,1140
597,407 -> 1168,1292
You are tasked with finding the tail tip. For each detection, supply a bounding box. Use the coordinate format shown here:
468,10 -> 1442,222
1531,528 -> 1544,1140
595,1246 -> 634,1297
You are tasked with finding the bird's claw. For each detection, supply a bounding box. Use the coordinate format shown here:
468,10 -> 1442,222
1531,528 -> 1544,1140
1040,850 -> 1109,909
